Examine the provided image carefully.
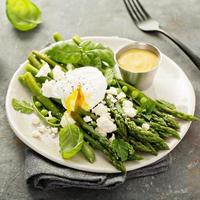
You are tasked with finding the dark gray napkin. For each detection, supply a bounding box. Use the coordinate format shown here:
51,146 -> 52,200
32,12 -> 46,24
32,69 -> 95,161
25,149 -> 170,190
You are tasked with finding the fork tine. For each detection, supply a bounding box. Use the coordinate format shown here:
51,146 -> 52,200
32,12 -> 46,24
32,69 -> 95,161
123,0 -> 137,23
123,0 -> 140,23
131,0 -> 146,20
135,0 -> 150,19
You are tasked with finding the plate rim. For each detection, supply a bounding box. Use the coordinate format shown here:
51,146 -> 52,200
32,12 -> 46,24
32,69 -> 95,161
5,36 -> 196,173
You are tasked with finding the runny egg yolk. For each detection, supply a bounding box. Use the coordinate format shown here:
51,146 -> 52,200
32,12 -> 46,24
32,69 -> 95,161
65,86 -> 89,113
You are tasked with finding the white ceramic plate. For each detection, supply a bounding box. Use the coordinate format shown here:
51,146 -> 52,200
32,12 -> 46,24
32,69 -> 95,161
6,36 -> 196,173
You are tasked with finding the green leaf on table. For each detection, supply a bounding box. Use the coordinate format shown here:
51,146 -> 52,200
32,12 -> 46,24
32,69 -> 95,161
6,0 -> 42,31
59,124 -> 84,159
12,98 -> 34,114
112,139 -> 134,162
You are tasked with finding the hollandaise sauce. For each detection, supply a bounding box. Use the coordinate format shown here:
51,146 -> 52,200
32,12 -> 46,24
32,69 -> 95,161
118,49 -> 159,73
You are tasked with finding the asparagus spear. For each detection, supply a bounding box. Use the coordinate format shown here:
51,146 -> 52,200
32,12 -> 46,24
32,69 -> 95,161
150,122 -> 180,139
28,53 -> 42,69
117,79 -> 198,121
32,51 -> 58,67
20,72 -> 62,118
106,99 -> 167,154
84,134 -> 126,173
71,112 -> 120,159
128,137 -> 158,155
106,99 -> 128,137
133,115 -> 180,139
156,101 -> 198,121
25,63 -> 38,76
152,141 -> 170,151
125,118 -> 165,144
155,111 -> 180,130
81,141 -> 95,163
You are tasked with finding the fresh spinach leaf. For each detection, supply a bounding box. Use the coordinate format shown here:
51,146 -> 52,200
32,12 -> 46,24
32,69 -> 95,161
47,42 -> 82,64
59,124 -> 84,159
6,0 -> 42,31
12,98 -> 33,114
46,37 -> 115,72
112,139 -> 134,162
140,99 -> 156,115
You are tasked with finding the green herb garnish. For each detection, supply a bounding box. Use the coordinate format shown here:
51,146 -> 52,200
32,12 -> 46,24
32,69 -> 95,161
12,98 -> 33,114
59,124 -> 84,159
46,37 -> 115,84
112,139 -> 134,162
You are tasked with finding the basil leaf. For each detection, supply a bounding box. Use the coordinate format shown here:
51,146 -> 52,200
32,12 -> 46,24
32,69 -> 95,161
12,98 -> 33,114
46,42 -> 82,64
46,37 -> 115,70
112,139 -> 134,162
80,52 -> 102,68
89,48 -> 115,68
59,124 -> 84,159
80,40 -> 115,67
6,0 -> 42,31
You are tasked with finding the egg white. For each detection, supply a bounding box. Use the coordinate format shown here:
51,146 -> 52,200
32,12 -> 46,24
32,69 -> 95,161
41,66 -> 107,109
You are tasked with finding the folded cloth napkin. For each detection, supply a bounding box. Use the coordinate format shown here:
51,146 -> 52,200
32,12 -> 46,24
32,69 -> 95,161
25,148 -> 170,190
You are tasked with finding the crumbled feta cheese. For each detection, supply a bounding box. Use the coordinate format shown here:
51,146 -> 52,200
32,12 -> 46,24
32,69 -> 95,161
48,111 -> 52,118
92,103 -> 109,116
106,87 -> 118,95
123,107 -> 137,118
95,127 -> 107,137
106,94 -> 117,103
96,115 -> 117,133
122,100 -> 133,108
32,131 -> 40,138
51,133 -> 56,138
46,126 -> 52,134
116,92 -> 126,100
101,100 -> 106,104
41,80 -> 59,98
83,116 -> 92,123
37,125 -> 46,133
60,112 -> 75,127
32,115 -> 40,126
142,123 -> 150,130
101,113 -> 112,119
109,134 -> 115,143
51,127 -> 58,134
53,65 -> 65,81
36,63 -> 51,77
66,64 -> 74,71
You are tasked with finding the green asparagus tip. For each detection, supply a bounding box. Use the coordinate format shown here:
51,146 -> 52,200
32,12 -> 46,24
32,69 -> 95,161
18,74 -> 26,84
174,133 -> 181,139
53,32 -> 64,42
72,35 -> 82,45
131,154 -> 143,161
192,116 -> 199,121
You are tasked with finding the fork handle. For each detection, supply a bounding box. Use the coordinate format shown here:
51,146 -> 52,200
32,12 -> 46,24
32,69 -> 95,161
158,29 -> 200,70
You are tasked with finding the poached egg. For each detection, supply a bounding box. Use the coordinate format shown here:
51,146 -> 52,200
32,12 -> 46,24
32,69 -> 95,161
41,66 -> 107,112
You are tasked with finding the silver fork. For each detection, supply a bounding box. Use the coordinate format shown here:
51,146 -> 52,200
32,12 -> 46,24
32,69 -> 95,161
123,0 -> 200,70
